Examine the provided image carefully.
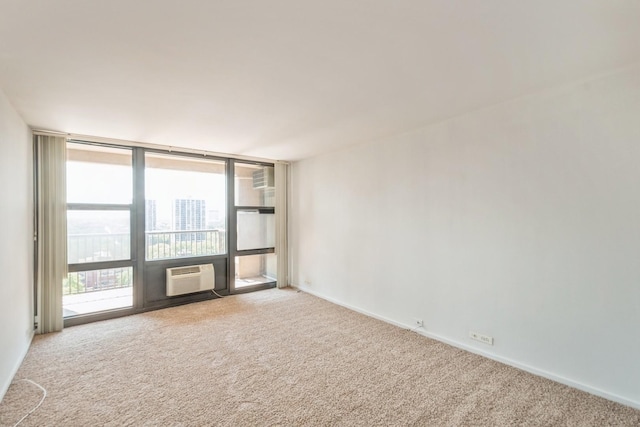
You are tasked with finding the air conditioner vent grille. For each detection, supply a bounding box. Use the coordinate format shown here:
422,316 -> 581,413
252,167 -> 275,189
170,266 -> 200,276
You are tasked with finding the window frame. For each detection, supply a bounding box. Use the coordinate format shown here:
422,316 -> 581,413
65,142 -> 137,325
63,142 -> 277,326
143,150 -> 229,262
230,160 -> 277,293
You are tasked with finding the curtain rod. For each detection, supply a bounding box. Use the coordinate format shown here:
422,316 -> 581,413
31,129 -> 289,165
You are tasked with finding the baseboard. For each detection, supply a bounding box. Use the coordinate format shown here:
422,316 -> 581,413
0,330 -> 34,402
294,284 -> 640,411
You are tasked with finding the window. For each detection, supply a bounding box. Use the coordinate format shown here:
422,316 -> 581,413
233,162 -> 276,289
144,153 -> 227,260
67,210 -> 130,263
235,253 -> 277,288
236,209 -> 275,251
63,142 -> 276,325
235,163 -> 275,207
64,267 -> 133,315
67,144 -> 132,204
65,143 -> 134,317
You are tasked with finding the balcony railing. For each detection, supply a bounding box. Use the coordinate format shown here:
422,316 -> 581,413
145,229 -> 226,260
65,267 -> 133,296
65,230 -> 226,295
68,233 -> 130,264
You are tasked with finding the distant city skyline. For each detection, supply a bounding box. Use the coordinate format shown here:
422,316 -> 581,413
67,160 -> 227,234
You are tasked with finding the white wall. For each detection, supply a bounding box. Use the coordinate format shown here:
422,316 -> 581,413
0,89 -> 33,401
291,65 -> 640,408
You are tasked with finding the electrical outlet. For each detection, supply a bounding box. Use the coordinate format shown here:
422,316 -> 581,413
469,331 -> 494,345
413,318 -> 424,328
304,279 -> 311,285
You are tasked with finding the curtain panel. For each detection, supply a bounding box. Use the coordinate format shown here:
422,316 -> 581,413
35,134 -> 67,333
275,162 -> 289,288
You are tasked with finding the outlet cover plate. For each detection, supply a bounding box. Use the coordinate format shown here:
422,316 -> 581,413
469,331 -> 494,345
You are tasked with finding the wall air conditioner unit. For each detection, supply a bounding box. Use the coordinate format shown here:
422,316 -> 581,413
252,167 -> 275,189
166,264 -> 215,296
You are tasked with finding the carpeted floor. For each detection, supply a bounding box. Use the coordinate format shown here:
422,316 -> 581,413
1,288 -> 639,426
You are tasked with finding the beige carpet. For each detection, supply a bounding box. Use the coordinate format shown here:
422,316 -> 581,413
1,289 -> 638,426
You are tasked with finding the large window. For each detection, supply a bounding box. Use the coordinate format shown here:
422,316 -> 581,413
63,142 -> 276,324
65,143 -> 134,317
233,162 -> 276,289
144,153 -> 227,260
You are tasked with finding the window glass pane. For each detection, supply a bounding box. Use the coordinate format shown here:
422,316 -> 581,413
63,267 -> 133,316
237,210 -> 275,251
67,143 -> 132,204
67,210 -> 130,263
145,153 -> 226,260
235,254 -> 276,289
235,163 -> 275,207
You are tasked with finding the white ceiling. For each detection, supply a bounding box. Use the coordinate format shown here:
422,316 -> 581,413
1,1 -> 639,161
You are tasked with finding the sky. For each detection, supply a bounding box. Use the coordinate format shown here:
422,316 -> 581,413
67,161 -> 227,232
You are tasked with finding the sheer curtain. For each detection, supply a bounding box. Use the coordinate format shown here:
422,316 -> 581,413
275,162 -> 289,288
35,134 -> 67,333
